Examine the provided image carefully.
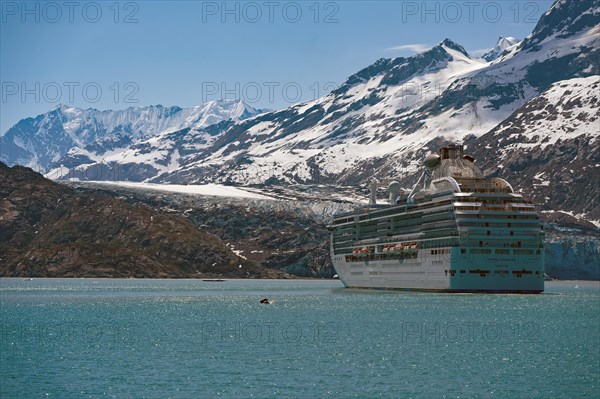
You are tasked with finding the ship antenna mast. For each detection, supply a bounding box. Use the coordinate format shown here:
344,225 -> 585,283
407,170 -> 426,203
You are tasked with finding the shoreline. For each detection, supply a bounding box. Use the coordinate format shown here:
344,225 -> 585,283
0,276 -> 337,281
1,277 -> 598,283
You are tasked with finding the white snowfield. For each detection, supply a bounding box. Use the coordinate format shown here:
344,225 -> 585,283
84,181 -> 274,200
494,76 -> 600,152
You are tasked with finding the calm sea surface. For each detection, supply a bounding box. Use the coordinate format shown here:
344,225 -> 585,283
1,279 -> 598,399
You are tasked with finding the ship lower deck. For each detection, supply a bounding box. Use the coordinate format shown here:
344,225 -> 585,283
331,248 -> 544,293
342,287 -> 543,294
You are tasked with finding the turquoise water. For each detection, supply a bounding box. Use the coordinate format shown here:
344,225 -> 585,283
1,279 -> 598,399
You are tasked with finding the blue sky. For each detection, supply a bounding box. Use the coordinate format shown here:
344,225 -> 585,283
1,0 -> 554,133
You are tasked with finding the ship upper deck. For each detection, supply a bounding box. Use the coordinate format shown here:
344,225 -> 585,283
330,145 -> 521,224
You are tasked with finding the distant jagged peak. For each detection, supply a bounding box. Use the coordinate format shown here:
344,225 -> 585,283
482,36 -> 520,61
337,38 -> 473,92
438,38 -> 470,57
230,99 -> 260,118
197,99 -> 268,118
493,36 -> 519,51
52,103 -> 68,111
49,103 -> 85,116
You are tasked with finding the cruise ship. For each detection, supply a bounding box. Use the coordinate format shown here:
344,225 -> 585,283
327,144 -> 544,293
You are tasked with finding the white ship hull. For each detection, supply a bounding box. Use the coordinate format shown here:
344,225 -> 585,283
331,246 -> 544,293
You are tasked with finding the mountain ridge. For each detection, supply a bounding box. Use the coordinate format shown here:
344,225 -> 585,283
0,99 -> 267,173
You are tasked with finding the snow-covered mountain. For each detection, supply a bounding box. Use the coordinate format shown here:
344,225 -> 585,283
49,39 -> 496,183
482,36 -> 520,62
3,0 -> 599,226
0,100 -> 266,172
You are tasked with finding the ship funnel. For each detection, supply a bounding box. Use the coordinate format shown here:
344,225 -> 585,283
440,144 -> 464,160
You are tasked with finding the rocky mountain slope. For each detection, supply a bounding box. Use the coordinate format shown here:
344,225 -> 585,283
69,182 -> 353,278
467,76 -> 600,223
0,162 -> 284,278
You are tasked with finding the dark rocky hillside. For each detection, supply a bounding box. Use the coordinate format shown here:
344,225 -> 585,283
0,162 -> 284,278
68,183 -> 341,278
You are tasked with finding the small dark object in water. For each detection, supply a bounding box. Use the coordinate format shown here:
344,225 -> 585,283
260,298 -> 270,304
203,279 -> 225,282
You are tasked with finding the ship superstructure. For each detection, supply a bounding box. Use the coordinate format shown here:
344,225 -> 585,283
328,144 -> 544,293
